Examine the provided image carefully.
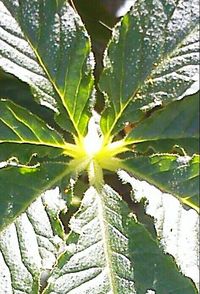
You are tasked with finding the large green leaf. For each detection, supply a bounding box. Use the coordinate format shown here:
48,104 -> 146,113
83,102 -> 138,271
0,99 -> 68,162
119,170 -> 199,288
0,189 -> 66,293
122,154 -> 199,211
126,217 -> 197,293
0,0 -> 94,137
43,185 -> 196,293
99,0 -> 199,138
126,92 -> 199,155
0,161 -> 70,231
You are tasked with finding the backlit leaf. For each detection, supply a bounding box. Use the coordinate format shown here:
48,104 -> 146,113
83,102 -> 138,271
0,99 -> 65,147
0,99 -> 67,163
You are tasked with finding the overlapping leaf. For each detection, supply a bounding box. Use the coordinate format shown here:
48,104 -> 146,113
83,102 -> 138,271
0,0 -> 94,137
44,185 -> 135,293
0,99 -> 65,146
0,161 -> 70,231
43,185 -> 196,293
119,170 -> 200,288
0,71 -> 56,127
122,154 -> 199,211
126,216 -> 197,293
0,189 -> 66,293
0,99 -> 67,162
126,92 -> 199,155
99,0 -> 199,138
0,1 -> 199,293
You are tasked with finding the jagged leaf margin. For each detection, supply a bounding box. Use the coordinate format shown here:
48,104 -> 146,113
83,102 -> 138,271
0,187 -> 67,293
119,170 -> 199,289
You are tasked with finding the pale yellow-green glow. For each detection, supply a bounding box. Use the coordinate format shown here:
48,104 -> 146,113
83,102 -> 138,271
64,118 -> 128,188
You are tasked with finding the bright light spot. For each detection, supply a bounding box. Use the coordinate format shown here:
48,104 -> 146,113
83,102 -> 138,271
116,0 -> 136,17
146,290 -> 155,294
176,155 -> 191,166
0,161 -> 7,168
83,117 -> 103,156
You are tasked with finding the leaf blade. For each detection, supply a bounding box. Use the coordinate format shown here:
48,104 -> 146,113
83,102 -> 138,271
126,218 -> 197,294
126,92 -> 199,155
0,99 -> 72,162
122,154 -> 199,211
0,99 -> 65,147
44,185 -> 196,293
119,169 -> 199,288
44,185 -> 136,293
100,0 -> 199,138
0,1 -> 94,137
0,189 -> 66,293
0,161 -> 70,231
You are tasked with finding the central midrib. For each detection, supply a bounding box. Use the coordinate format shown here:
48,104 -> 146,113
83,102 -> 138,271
96,190 -> 117,294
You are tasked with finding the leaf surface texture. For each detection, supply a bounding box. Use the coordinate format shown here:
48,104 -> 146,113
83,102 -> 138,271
0,189 -> 66,293
0,1 -> 94,136
126,92 -> 199,155
123,154 -> 199,211
100,0 -> 199,136
44,185 -> 196,293
0,161 -> 70,231
119,170 -> 199,289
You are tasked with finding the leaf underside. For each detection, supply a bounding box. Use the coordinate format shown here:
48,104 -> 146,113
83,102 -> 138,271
118,170 -> 199,288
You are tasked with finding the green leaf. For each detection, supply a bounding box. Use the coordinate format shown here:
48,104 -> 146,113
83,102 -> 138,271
0,189 -> 66,293
0,1 -> 94,137
0,71 -> 57,128
126,218 -> 197,294
119,169 -> 199,288
0,161 -> 70,231
99,0 -> 199,138
0,99 -> 67,162
126,92 -> 199,155
44,185 -> 135,293
44,185 -> 196,293
122,154 -> 199,212
0,143 -> 65,164
0,99 -> 65,147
